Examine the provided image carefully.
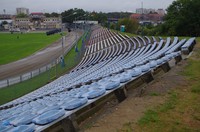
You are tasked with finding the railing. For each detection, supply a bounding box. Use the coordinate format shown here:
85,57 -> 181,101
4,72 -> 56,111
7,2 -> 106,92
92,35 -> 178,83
0,29 -> 91,89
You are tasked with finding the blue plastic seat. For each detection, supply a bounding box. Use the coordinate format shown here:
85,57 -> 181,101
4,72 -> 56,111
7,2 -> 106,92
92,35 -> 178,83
100,80 -> 120,90
156,59 -> 163,65
8,124 -> 35,132
149,61 -> 157,68
127,67 -> 142,77
0,123 -> 13,132
1,115 -> 19,126
81,88 -> 106,99
119,74 -> 132,83
33,109 -> 65,125
141,64 -> 150,72
10,113 -> 36,126
37,105 -> 61,115
161,56 -> 170,62
61,97 -> 88,110
111,73 -> 132,83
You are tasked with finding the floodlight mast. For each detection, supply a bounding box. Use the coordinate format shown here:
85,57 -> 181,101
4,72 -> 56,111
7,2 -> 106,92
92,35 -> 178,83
60,12 -> 77,67
74,14 -> 87,52
141,1 -> 144,36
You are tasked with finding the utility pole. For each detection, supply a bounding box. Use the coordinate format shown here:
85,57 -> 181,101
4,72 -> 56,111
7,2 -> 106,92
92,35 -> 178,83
61,15 -> 65,68
60,12 -> 77,67
141,2 -> 144,36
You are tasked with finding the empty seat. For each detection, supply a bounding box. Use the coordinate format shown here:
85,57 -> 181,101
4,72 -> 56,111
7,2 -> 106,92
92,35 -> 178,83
8,124 -> 35,132
33,109 -> 65,125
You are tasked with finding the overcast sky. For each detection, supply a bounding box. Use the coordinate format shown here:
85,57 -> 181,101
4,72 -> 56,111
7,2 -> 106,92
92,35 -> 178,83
0,0 -> 175,14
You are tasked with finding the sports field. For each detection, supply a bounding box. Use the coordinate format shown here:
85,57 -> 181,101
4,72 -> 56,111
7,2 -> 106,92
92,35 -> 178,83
0,32 -> 86,105
0,33 -> 61,65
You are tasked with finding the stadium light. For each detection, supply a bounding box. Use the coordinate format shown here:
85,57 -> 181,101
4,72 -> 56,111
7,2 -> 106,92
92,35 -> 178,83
60,12 -> 77,67
73,14 -> 87,53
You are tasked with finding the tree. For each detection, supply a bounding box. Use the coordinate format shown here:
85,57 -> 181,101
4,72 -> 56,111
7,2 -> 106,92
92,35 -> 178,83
61,8 -> 86,23
51,12 -> 59,17
106,12 -> 132,19
92,12 -> 107,24
2,21 -> 8,25
16,13 -> 28,18
1,21 -> 8,29
44,13 -> 51,17
45,12 -> 60,17
61,9 -> 75,23
164,0 -> 200,36
110,23 -> 117,30
117,18 -> 139,34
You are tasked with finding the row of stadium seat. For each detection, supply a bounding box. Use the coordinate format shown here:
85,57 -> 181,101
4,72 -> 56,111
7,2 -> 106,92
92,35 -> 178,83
0,28 -> 187,109
0,27 -> 196,132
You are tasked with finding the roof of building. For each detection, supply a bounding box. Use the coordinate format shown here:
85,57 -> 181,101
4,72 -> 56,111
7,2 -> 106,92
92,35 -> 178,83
130,13 -> 141,18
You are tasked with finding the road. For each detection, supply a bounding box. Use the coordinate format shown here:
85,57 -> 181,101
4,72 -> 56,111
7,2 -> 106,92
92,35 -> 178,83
0,31 -> 82,80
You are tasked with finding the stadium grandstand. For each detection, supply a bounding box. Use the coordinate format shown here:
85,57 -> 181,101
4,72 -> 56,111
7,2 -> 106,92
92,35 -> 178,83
0,25 -> 196,132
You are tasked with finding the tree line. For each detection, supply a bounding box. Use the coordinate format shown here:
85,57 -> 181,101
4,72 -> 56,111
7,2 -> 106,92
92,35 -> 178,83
11,0 -> 200,36
142,0 -> 200,37
108,0 -> 200,37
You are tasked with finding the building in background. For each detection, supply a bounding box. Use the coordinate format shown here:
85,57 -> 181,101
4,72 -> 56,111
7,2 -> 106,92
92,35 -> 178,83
136,8 -> 165,16
157,9 -> 165,16
16,8 -> 29,15
132,8 -> 165,26
130,13 -> 164,26
136,8 -> 156,14
13,18 -> 30,29
13,12 -> 61,30
0,8 -> 61,31
0,14 -> 12,19
0,14 -> 13,30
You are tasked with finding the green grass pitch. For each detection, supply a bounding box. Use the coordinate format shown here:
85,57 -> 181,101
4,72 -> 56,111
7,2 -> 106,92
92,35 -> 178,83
0,33 -> 61,65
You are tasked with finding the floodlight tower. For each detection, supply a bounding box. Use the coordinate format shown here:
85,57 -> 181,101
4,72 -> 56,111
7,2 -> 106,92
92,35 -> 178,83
141,1 -> 144,36
60,12 -> 77,67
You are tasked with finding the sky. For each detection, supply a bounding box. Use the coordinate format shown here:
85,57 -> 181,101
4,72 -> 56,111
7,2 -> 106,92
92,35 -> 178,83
0,0 -> 175,14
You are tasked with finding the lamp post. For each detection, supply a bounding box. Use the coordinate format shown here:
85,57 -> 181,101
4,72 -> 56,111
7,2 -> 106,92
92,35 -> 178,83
141,1 -> 144,36
73,14 -> 87,53
74,14 -> 87,30
60,12 -> 77,67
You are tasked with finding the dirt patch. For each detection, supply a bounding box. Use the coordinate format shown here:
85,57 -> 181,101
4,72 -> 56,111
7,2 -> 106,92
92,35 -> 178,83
84,60 -> 188,132
144,61 -> 188,96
